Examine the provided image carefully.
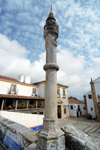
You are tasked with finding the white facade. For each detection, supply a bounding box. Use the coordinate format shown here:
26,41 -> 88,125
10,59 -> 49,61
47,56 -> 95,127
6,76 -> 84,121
0,79 -> 38,96
85,91 -> 96,118
85,77 -> 100,119
94,77 -> 100,103
34,81 -> 69,119
69,102 -> 86,118
0,75 -> 69,119
0,75 -> 44,109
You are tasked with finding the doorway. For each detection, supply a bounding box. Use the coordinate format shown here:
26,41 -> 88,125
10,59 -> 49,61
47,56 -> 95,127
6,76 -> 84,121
57,105 -> 61,119
77,111 -> 79,117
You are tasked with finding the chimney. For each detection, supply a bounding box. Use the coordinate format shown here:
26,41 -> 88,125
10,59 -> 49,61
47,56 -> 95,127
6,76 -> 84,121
25,76 -> 31,84
17,74 -> 24,82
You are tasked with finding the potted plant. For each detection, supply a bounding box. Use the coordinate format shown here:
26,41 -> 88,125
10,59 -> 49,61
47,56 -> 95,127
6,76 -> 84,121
31,104 -> 34,108
20,101 -> 25,109
8,104 -> 12,110
40,102 -> 43,108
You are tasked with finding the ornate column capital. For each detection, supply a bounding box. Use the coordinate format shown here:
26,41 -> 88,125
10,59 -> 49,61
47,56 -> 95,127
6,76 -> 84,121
44,12 -> 59,39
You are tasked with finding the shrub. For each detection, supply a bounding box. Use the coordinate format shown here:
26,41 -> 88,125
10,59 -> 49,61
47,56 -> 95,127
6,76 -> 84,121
20,101 -> 25,108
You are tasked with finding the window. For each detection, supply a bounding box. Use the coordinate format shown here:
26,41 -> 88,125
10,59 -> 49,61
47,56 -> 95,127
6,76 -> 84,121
57,89 -> 60,94
91,107 -> 93,111
32,88 -> 36,96
63,89 -> 66,98
63,89 -> 65,95
10,84 -> 16,94
78,105 -> 80,111
64,108 -> 66,114
88,95 -> 92,99
57,89 -> 60,97
71,105 -> 73,109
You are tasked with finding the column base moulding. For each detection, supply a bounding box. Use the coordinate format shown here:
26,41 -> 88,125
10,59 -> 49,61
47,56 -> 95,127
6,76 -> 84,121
37,127 -> 65,150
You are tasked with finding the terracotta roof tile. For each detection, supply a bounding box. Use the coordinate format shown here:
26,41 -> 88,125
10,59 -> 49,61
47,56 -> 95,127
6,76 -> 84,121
0,75 -> 18,82
68,98 -> 83,104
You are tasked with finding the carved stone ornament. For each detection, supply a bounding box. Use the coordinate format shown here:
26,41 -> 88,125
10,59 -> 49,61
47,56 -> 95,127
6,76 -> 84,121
44,12 -> 59,39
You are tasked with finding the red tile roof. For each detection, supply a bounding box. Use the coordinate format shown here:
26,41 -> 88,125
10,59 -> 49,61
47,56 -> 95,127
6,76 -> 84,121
0,75 -> 18,82
68,98 -> 83,104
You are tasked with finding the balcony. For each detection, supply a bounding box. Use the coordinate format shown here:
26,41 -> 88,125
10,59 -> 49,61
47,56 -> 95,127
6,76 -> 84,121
57,94 -> 60,97
62,94 -> 66,98
8,89 -> 18,95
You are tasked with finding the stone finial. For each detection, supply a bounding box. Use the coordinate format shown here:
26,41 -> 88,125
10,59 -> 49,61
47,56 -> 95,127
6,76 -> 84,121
90,78 -> 94,84
44,11 -> 59,39
51,4 -> 52,12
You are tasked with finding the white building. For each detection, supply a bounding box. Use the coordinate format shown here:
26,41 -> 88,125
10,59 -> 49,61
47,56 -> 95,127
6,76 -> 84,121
84,91 -> 96,118
84,77 -> 100,120
0,75 -> 69,119
68,98 -> 86,118
0,74 -> 44,110
33,81 -> 69,119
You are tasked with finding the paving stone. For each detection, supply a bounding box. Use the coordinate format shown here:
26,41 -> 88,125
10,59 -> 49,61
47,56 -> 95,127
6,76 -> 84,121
83,125 -> 95,133
89,126 -> 100,133
58,117 -> 100,143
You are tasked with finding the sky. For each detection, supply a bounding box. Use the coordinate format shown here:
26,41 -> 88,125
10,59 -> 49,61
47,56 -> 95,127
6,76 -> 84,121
0,0 -> 100,100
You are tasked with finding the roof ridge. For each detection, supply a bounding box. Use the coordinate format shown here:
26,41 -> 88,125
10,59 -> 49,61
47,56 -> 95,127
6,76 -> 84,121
0,75 -> 18,82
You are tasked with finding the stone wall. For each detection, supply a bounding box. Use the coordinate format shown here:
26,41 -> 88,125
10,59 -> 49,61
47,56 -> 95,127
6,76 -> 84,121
62,124 -> 100,150
0,116 -> 37,150
0,115 -> 100,150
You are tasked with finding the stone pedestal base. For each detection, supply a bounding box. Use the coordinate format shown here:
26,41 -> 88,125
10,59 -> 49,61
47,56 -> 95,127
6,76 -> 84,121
37,127 -> 65,150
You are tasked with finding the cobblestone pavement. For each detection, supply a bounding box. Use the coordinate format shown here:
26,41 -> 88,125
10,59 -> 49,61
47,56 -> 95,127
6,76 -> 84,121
58,117 -> 100,142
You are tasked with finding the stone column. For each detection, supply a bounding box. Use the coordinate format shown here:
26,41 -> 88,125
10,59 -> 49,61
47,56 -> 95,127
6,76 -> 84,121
15,100 -> 18,110
27,100 -> 29,109
37,12 -> 65,150
1,99 -> 4,111
90,78 -> 100,121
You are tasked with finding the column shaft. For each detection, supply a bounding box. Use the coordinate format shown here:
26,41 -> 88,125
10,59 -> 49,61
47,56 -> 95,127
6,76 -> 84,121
1,99 -> 4,111
15,100 -> 18,110
27,100 -> 29,109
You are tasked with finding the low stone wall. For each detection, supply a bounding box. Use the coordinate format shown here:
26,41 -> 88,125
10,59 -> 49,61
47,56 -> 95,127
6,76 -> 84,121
62,124 -> 100,150
0,111 -> 44,128
0,116 -> 37,150
0,115 -> 100,150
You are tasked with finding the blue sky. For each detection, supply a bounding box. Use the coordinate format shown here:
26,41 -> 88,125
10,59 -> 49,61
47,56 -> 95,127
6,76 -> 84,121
0,0 -> 100,100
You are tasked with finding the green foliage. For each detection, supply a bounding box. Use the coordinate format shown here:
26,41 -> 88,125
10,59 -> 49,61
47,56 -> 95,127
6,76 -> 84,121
66,148 -> 69,150
20,101 -> 25,108
40,102 -> 43,107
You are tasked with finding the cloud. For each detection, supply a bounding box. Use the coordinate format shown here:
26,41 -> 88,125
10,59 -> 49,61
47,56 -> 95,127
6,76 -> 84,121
0,33 -> 45,81
0,0 -> 100,100
0,33 -> 100,100
0,34 -> 29,57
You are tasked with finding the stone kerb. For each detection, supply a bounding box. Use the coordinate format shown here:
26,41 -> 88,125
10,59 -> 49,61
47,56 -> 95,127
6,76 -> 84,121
0,116 -> 37,150
61,124 -> 100,150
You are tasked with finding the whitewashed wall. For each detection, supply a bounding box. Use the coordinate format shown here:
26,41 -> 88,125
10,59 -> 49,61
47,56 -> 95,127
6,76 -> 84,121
86,92 -> 96,118
0,80 -> 38,97
94,79 -> 100,103
69,103 -> 86,117
69,108 -> 76,117
0,111 -> 44,128
0,81 -> 11,94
